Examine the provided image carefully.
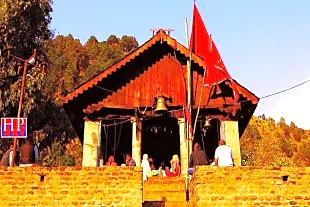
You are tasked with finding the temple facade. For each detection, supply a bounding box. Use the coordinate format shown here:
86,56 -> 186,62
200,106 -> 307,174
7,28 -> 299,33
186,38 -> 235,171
61,30 -> 259,173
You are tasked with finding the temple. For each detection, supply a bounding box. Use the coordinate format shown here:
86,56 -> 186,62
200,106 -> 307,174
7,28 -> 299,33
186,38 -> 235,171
61,30 -> 259,173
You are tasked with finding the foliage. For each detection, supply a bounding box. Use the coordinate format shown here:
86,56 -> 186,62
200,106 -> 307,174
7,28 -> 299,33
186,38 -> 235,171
0,1 -> 138,166
64,138 -> 83,166
60,154 -> 76,166
44,34 -> 139,97
241,116 -> 310,167
0,0 -> 53,116
0,0 -> 53,159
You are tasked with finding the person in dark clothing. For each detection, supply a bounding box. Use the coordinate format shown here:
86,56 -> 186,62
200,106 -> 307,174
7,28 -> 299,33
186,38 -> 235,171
20,138 -> 37,166
125,153 -> 136,167
188,143 -> 209,175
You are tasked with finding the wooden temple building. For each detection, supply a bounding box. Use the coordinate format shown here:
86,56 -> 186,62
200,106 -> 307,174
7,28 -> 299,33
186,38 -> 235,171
61,30 -> 259,173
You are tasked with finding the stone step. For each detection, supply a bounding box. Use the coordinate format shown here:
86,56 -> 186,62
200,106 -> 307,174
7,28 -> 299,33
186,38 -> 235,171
143,177 -> 187,203
143,201 -> 188,207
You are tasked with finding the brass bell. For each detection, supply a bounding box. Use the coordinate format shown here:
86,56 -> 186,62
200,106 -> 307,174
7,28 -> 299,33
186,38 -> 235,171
154,97 -> 168,113
204,118 -> 211,128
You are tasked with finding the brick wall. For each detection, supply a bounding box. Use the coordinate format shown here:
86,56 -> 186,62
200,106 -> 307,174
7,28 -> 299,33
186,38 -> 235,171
189,166 -> 310,207
2,166 -> 310,207
0,166 -> 142,207
143,177 -> 187,207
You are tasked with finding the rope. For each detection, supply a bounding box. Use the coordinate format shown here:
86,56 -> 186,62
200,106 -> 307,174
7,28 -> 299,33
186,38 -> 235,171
260,79 -> 310,99
199,121 -> 206,152
101,119 -> 131,127
113,123 -> 123,154
192,66 -> 207,138
113,121 -> 116,156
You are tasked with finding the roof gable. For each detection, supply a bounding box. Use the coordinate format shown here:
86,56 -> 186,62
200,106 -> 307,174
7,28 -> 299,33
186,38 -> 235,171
62,30 -> 208,104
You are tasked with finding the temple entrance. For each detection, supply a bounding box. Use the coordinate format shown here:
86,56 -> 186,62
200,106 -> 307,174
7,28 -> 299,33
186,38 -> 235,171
142,116 -> 180,168
193,119 -> 221,162
101,121 -> 132,165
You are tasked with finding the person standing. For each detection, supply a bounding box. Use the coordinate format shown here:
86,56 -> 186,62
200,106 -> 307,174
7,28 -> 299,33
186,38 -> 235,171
19,137 -> 38,167
214,140 -> 234,166
141,154 -> 151,181
188,143 -> 209,175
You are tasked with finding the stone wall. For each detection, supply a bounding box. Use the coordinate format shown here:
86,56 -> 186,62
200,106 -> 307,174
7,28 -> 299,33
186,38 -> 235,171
2,166 -> 310,207
189,166 -> 310,207
0,166 -> 142,207
143,177 -> 187,207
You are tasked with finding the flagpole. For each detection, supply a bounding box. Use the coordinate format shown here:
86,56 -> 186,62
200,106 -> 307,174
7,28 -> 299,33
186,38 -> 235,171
184,17 -> 192,137
184,17 -> 190,139
184,18 -> 192,196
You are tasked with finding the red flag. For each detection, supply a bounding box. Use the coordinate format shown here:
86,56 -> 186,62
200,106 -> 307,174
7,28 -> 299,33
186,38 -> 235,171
190,4 -> 239,101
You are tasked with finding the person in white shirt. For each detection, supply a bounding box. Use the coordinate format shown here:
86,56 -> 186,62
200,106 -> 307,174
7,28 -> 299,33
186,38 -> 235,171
214,140 -> 234,166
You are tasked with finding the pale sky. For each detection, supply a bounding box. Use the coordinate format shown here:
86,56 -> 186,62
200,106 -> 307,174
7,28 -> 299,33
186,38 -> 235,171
51,0 -> 310,129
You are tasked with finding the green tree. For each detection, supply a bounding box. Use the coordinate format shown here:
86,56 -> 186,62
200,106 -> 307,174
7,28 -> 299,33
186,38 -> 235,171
297,138 -> 310,166
0,0 -> 53,158
0,0 -> 53,115
120,35 -> 139,53
85,36 -> 100,60
290,122 -> 301,142
44,34 -> 85,96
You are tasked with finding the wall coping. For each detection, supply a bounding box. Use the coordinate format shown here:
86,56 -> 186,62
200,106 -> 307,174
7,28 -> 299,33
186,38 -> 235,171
0,166 -> 143,173
195,166 -> 310,171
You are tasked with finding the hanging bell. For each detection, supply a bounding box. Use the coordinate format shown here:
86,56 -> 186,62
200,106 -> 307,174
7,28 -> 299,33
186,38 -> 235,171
154,97 -> 168,113
204,118 -> 211,128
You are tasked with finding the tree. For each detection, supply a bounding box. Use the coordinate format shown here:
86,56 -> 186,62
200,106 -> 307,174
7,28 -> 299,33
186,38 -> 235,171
0,0 -> 53,158
296,138 -> 310,166
107,35 -> 119,45
120,35 -> 139,53
290,122 -> 301,142
0,0 -> 53,114
44,35 -> 85,96
241,115 -> 310,167
85,36 -> 100,60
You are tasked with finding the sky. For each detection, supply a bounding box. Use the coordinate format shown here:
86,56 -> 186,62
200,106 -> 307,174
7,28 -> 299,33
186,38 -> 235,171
51,0 -> 310,129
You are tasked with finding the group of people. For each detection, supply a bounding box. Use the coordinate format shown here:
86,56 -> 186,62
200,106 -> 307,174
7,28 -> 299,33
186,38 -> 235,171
141,154 -> 181,180
1,137 -> 233,180
103,153 -> 136,167
101,139 -> 233,180
102,153 -> 181,181
188,139 -> 234,175
0,137 -> 39,167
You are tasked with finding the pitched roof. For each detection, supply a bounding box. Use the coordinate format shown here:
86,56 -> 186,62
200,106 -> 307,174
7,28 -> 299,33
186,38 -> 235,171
61,29 -> 259,139
61,30 -> 210,104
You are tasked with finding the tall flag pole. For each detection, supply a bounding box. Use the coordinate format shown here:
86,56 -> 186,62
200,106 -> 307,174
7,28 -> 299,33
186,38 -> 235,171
184,17 -> 193,190
184,18 -> 193,140
189,3 -> 239,103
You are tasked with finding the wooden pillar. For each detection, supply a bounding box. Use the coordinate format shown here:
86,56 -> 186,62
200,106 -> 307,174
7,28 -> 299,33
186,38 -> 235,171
178,118 -> 188,175
220,121 -> 241,166
131,117 -> 142,166
82,119 -> 102,167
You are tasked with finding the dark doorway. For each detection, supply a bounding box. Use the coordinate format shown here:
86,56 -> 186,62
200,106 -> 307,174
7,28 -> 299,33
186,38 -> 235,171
101,120 -> 132,165
193,119 -> 221,162
142,116 -> 180,168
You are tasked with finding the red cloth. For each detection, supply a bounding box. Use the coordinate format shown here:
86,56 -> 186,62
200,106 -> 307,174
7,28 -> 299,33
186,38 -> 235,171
165,160 -> 181,177
190,4 -> 239,102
